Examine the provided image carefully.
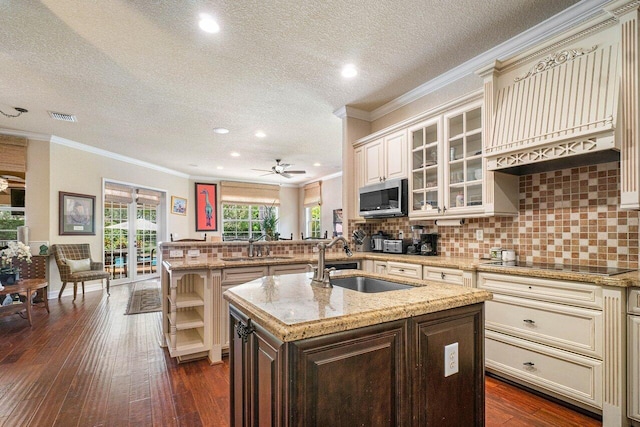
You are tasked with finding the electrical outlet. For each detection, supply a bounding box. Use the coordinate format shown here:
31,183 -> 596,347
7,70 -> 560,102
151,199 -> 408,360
169,250 -> 183,258
444,342 -> 459,377
476,229 -> 483,241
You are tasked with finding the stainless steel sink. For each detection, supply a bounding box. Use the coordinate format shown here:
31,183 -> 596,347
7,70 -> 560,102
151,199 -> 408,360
221,256 -> 293,262
330,276 -> 413,293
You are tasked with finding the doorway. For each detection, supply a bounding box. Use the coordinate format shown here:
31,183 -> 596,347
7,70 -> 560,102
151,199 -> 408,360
103,182 -> 165,284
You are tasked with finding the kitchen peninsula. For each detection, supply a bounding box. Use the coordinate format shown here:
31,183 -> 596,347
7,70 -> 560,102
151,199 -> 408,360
224,270 -> 491,426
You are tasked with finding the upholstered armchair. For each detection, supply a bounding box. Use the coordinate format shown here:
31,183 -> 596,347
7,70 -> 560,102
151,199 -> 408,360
51,244 -> 110,300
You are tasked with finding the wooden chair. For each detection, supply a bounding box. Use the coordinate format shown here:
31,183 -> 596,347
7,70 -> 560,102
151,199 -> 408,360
51,244 -> 110,300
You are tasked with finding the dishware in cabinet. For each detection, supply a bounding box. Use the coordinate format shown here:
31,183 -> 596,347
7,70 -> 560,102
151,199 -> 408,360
444,103 -> 484,213
409,116 -> 442,217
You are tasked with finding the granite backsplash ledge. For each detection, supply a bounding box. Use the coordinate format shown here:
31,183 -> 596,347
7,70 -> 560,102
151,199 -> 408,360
350,161 -> 639,269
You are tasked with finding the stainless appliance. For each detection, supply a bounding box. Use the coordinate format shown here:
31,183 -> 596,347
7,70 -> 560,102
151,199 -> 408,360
383,239 -> 411,254
486,260 -> 634,276
370,231 -> 389,252
359,178 -> 408,218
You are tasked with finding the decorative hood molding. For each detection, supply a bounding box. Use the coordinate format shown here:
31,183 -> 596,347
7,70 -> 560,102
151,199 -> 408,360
484,43 -> 620,175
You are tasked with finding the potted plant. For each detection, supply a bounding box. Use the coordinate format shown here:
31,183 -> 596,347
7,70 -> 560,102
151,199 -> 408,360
0,241 -> 32,286
261,202 -> 279,241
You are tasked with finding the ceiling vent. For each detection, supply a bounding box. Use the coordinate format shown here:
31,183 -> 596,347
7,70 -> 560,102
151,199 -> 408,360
48,111 -> 77,122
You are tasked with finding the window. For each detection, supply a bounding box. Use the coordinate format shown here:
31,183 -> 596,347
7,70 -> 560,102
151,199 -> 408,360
306,205 -> 321,239
222,204 -> 277,240
0,188 -> 25,242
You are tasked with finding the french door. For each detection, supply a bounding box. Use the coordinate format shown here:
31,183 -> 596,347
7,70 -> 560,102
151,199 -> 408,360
104,182 -> 165,284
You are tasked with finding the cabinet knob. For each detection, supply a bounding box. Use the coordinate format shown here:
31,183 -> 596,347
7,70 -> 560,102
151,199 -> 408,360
399,268 -> 405,272
523,319 -> 535,324
441,272 -> 445,280
522,362 -> 535,367
236,319 -> 255,343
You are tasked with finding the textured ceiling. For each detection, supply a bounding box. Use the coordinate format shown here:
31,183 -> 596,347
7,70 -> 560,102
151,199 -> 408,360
0,0 -> 581,184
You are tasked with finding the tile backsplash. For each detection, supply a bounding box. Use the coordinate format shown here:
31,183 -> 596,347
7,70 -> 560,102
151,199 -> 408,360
349,161 -> 639,268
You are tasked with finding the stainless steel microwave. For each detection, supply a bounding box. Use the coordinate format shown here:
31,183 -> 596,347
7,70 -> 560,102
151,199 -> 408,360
358,178 -> 408,218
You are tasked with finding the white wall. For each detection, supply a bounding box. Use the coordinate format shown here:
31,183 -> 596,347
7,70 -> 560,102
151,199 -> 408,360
298,175 -> 343,238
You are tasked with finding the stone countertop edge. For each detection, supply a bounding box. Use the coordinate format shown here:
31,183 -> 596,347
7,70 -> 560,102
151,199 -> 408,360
223,270 -> 492,343
162,253 -> 640,288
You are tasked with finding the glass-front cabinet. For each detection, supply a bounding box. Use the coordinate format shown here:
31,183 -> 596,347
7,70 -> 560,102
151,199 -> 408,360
410,117 -> 441,217
409,101 -> 487,218
445,104 -> 483,213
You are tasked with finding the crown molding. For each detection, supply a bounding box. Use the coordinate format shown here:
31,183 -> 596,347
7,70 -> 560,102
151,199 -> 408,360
333,106 -> 371,121
0,128 -> 52,142
368,0 -> 612,121
50,135 -> 190,178
300,171 -> 343,187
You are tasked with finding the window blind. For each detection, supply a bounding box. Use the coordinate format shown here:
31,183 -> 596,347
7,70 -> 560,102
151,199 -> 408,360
220,181 -> 280,206
0,135 -> 27,173
104,182 -> 134,204
303,181 -> 322,207
136,188 -> 162,206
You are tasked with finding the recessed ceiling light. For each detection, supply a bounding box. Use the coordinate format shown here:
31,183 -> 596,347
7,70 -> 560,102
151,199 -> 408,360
199,13 -> 220,33
313,162 -> 321,167
255,131 -> 266,138
213,127 -> 229,134
230,152 -> 240,157
342,64 -> 357,78
216,166 -> 224,170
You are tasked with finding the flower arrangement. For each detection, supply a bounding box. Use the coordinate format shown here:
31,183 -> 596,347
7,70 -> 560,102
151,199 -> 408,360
0,241 -> 32,272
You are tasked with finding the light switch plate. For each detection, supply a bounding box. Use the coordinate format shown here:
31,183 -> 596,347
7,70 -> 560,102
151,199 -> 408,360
169,250 -> 183,258
444,342 -> 459,377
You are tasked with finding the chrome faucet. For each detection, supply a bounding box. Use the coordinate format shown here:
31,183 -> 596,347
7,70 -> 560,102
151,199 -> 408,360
309,236 -> 353,287
248,234 -> 266,257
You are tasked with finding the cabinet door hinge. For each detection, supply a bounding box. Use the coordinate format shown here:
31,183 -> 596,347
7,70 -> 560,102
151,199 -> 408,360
236,318 -> 255,342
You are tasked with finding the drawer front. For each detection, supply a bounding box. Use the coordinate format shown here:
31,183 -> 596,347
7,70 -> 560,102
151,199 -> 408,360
222,266 -> 269,285
269,264 -> 309,276
423,266 -> 463,285
486,295 -> 602,358
387,261 -> 422,279
486,331 -> 602,409
629,288 -> 640,315
478,272 -> 602,309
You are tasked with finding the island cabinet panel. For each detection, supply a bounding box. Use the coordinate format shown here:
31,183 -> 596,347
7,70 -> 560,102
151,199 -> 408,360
411,304 -> 485,427
290,320 -> 409,426
228,303 -> 485,427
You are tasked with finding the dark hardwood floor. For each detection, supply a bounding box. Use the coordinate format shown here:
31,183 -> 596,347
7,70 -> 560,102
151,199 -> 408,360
0,284 -> 601,426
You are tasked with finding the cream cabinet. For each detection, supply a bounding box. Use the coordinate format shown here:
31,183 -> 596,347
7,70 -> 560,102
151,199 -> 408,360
386,261 -> 422,280
408,101 -> 518,219
629,288 -> 640,423
478,272 -> 626,425
422,265 -> 473,287
353,145 -> 366,219
161,267 -> 220,364
362,130 -> 407,185
373,260 -> 388,275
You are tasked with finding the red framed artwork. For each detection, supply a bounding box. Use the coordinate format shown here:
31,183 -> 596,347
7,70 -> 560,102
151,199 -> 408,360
195,183 -> 218,232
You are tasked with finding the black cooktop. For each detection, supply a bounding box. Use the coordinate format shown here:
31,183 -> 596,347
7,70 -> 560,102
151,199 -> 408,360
485,261 -> 635,276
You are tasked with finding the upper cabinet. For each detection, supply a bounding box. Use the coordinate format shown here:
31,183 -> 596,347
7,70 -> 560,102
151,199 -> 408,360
409,101 -> 518,219
363,130 -> 407,185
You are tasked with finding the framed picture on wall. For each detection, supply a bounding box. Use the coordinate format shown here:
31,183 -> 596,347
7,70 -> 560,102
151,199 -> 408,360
195,183 -> 218,231
59,192 -> 96,235
171,196 -> 187,215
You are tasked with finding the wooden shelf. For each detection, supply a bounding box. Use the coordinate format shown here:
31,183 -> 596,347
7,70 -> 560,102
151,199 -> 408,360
175,292 -> 204,308
174,310 -> 204,330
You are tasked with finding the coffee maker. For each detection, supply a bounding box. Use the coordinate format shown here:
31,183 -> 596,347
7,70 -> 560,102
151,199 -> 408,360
407,225 -> 424,254
419,233 -> 438,256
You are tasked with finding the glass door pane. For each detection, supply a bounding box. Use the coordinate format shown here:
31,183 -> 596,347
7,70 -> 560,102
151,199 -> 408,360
135,203 -> 158,279
104,202 -> 130,282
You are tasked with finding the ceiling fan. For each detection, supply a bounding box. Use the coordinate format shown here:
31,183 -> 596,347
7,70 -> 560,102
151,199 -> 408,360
252,159 -> 306,178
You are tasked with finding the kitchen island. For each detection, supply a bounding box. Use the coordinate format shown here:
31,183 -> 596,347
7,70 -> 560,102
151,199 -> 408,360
223,270 -> 492,426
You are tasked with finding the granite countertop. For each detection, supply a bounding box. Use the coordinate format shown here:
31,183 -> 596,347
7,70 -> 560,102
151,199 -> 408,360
162,252 -> 639,287
223,270 -> 492,342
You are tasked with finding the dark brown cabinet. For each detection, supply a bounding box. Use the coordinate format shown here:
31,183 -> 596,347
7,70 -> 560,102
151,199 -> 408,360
229,303 -> 485,427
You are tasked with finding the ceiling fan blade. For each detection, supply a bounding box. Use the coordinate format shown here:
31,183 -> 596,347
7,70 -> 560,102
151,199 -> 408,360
280,173 -> 293,178
251,168 -> 273,173
260,172 -> 275,176
285,170 -> 306,174
279,163 -> 291,168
